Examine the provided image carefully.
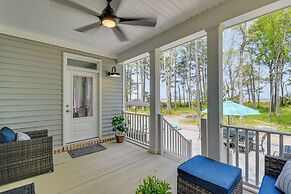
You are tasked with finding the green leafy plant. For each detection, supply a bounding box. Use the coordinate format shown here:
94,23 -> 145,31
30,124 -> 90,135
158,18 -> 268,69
136,176 -> 172,194
111,115 -> 128,135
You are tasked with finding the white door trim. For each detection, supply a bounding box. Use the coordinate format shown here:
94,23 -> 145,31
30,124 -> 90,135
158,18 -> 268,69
62,52 -> 102,146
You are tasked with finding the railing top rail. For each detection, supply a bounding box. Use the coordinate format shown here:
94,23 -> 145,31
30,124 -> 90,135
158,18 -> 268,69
221,124 -> 291,136
123,111 -> 150,117
161,115 -> 190,142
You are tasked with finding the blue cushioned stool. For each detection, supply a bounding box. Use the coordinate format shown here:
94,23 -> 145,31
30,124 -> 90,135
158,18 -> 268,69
177,155 -> 242,194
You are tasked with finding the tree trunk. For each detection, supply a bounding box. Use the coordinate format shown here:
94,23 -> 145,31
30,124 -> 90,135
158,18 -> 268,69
178,84 -> 182,106
194,42 -> 201,119
274,21 -> 288,116
250,52 -> 256,107
140,62 -> 145,111
246,83 -> 251,103
256,64 -> 261,108
125,65 -> 128,103
136,63 -> 139,100
129,65 -> 132,101
182,80 -> 186,105
174,64 -> 177,110
269,68 -> 274,118
238,24 -> 247,105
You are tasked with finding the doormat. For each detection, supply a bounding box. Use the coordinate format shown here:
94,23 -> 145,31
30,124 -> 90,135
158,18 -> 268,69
68,144 -> 107,158
0,183 -> 35,194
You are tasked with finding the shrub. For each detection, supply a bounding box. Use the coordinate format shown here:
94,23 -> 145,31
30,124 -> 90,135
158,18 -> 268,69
136,176 -> 172,194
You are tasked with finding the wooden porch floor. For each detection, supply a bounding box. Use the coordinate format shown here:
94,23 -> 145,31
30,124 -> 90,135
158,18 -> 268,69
0,141 -> 253,194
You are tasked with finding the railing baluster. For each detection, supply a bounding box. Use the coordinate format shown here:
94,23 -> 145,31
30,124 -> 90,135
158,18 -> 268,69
245,130 -> 249,183
226,127 -> 230,164
235,128 -> 239,167
166,125 -> 170,151
142,115 -> 144,143
267,133 -> 271,156
255,131 -> 260,186
279,134 -> 284,158
138,115 -> 142,142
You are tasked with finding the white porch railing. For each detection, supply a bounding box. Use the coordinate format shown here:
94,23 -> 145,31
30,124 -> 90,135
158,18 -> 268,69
160,114 -> 192,161
123,112 -> 192,161
123,112 -> 150,147
221,124 -> 291,189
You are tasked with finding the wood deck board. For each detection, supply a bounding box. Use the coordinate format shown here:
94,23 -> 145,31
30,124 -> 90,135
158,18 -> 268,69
0,142 -> 179,194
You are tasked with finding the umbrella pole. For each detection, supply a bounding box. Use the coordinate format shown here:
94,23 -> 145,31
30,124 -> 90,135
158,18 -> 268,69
228,116 -> 230,125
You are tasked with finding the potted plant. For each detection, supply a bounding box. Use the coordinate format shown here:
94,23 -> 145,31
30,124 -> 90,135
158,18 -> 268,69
111,115 -> 128,143
136,176 -> 172,194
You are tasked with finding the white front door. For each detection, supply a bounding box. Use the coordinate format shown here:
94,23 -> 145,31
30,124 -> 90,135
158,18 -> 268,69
64,70 -> 98,143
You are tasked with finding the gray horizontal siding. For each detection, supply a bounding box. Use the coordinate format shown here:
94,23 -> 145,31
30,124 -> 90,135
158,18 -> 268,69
0,33 -> 122,148
101,64 -> 123,137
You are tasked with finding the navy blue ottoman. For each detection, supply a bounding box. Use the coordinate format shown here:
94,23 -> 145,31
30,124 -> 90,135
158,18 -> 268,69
177,155 -> 242,194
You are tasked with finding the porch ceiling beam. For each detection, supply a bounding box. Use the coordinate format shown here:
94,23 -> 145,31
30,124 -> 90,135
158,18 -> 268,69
117,0 -> 279,62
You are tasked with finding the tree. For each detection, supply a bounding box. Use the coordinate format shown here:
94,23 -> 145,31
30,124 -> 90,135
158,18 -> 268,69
248,9 -> 290,116
236,23 -> 248,105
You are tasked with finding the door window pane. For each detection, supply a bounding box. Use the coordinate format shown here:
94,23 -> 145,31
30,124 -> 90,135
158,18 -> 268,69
73,76 -> 93,118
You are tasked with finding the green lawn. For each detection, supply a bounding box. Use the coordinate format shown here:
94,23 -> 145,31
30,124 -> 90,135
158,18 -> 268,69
127,103 -> 291,132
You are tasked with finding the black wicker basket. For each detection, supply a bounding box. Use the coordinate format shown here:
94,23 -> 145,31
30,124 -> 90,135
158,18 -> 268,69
0,129 -> 54,185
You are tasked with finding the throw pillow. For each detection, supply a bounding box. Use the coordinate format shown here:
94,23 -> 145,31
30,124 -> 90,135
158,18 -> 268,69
275,160 -> 291,194
0,127 -> 17,143
16,132 -> 31,141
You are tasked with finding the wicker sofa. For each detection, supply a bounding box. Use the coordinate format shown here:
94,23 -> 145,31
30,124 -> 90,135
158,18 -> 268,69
259,155 -> 287,194
0,129 -> 54,185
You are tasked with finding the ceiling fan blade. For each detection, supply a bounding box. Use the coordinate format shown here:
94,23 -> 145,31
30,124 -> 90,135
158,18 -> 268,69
110,0 -> 122,12
75,22 -> 101,32
112,26 -> 128,42
51,0 -> 100,16
118,18 -> 157,27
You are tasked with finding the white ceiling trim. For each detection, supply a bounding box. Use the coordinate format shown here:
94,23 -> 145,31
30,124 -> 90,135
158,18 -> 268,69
160,30 -> 207,52
117,0 -> 280,62
119,52 -> 149,65
0,24 -> 117,59
224,0 -> 291,28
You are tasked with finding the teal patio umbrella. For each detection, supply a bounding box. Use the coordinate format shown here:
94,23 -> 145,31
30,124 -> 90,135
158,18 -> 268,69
202,100 -> 260,124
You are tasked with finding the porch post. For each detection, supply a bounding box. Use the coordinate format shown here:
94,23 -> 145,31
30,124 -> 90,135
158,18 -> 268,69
206,24 -> 224,161
149,48 -> 162,154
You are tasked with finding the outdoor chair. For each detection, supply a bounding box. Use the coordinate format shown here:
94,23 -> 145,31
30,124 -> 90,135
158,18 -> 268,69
259,155 -> 287,194
273,145 -> 291,159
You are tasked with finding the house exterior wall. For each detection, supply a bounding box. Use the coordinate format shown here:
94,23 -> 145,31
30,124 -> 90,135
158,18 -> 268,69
0,33 -> 123,148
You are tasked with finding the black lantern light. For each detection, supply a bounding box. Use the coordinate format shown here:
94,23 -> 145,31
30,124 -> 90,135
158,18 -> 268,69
107,66 -> 121,77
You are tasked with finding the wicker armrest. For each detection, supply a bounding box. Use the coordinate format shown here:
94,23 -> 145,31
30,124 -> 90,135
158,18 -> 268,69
265,155 -> 287,178
24,129 -> 48,139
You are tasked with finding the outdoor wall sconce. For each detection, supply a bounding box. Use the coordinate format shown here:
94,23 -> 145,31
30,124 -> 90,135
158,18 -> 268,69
107,66 -> 121,77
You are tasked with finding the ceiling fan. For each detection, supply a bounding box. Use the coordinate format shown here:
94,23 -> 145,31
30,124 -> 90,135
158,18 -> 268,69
51,0 -> 157,42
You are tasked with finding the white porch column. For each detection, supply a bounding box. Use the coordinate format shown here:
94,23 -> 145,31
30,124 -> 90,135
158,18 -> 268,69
149,48 -> 162,154
206,24 -> 224,161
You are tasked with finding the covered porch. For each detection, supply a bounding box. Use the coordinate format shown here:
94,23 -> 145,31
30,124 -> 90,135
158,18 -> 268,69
0,0 -> 290,193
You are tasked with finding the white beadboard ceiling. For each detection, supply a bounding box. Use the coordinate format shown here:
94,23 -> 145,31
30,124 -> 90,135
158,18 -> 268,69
0,0 -> 227,58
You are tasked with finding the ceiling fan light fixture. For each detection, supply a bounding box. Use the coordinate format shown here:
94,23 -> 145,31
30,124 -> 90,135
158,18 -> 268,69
101,17 -> 117,28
